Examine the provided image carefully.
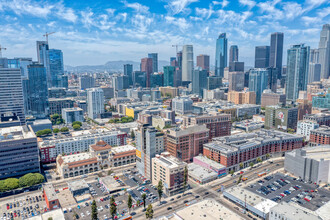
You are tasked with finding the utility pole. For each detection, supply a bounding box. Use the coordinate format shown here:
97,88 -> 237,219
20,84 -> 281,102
0,45 -> 7,58
43,32 -> 56,43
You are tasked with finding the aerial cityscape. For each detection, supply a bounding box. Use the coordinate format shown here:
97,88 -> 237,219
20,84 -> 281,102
0,0 -> 330,220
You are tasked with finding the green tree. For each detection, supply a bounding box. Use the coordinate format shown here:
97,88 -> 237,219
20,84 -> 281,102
130,130 -> 135,139
91,200 -> 98,220
4,178 -> 19,191
127,194 -> 132,213
108,170 -> 113,175
60,127 -> 69,132
157,180 -> 163,204
239,163 -> 244,169
266,153 -> 270,159
145,204 -> 154,219
110,196 -> 117,219
53,128 -> 60,133
19,173 -> 44,187
249,162 -> 254,168
142,193 -> 147,208
183,166 -> 188,194
136,200 -> 141,207
229,170 -> 235,175
237,175 -> 242,184
256,158 -> 262,163
48,217 -> 53,220
72,121 -> 82,127
73,124 -> 81,130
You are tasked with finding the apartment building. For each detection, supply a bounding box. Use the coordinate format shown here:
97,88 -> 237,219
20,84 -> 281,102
310,126 -> 330,146
228,90 -> 256,105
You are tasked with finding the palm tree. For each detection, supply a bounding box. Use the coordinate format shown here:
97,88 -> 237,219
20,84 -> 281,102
157,180 -> 163,204
146,204 -> 154,219
127,195 -> 132,214
142,193 -> 147,209
249,162 -> 254,168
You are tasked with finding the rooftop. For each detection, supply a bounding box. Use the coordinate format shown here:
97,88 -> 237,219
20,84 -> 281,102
271,202 -> 320,220
287,145 -> 330,161
310,125 -> 330,136
62,107 -> 83,112
0,125 -> 35,141
188,163 -> 218,181
43,183 -> 58,201
61,152 -> 93,164
111,145 -> 136,154
174,199 -> 245,220
68,179 -> 89,192
193,155 -> 226,170
154,152 -> 186,169
167,124 -> 209,137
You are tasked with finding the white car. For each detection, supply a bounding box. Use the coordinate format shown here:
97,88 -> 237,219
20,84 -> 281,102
81,213 -> 85,218
86,211 -> 90,216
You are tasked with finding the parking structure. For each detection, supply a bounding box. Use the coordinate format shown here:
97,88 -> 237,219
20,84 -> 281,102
0,192 -> 47,220
246,173 -> 330,211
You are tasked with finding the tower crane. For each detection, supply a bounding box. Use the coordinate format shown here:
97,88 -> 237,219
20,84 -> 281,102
0,45 -> 6,58
43,32 -> 56,43
171,44 -> 183,53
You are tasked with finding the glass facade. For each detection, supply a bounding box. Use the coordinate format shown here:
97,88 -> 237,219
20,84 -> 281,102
248,68 -> 269,104
192,68 -> 207,96
215,33 -> 227,77
49,49 -> 64,88
164,66 -> 175,87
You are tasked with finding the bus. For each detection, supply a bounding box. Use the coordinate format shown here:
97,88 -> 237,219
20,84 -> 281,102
258,171 -> 267,177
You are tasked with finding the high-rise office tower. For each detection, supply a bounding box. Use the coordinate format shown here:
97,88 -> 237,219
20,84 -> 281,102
318,24 -> 330,79
182,45 -> 194,82
79,75 -> 95,90
229,45 -> 238,62
269,32 -> 284,79
255,46 -> 270,68
163,66 -> 176,87
229,61 -> 244,72
26,63 -> 49,119
196,54 -> 210,72
133,71 -> 146,88
249,68 -> 270,104
0,67 -> 26,126
286,44 -> 310,101
36,41 -> 51,87
215,33 -> 228,77
141,57 -> 153,87
177,51 -> 182,69
192,67 -> 207,96
112,74 -> 129,91
228,71 -> 245,92
148,53 -> 158,73
87,88 -> 104,119
308,49 -> 321,83
48,49 -> 64,88
124,64 -> 133,86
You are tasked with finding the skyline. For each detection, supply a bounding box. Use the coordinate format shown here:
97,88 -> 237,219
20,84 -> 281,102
0,0 -> 329,66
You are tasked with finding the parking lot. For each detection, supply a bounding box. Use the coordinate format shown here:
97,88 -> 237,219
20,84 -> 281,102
0,192 -> 48,220
246,173 -> 330,211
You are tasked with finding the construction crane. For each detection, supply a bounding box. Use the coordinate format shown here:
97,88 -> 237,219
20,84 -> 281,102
171,44 -> 183,54
0,45 -> 6,58
43,32 -> 56,43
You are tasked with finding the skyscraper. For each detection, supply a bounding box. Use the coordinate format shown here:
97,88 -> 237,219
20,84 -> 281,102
36,41 -> 51,87
141,57 -> 153,87
124,64 -> 133,86
228,71 -> 244,92
192,67 -> 207,96
215,33 -> 228,77
182,45 -> 193,82
196,54 -> 210,72
48,49 -> 64,88
26,63 -> 49,119
286,44 -> 310,101
163,66 -> 175,87
308,49 -> 321,83
87,88 -> 104,119
229,45 -> 238,62
248,68 -> 269,104
148,53 -> 158,73
318,24 -> 330,79
269,32 -> 284,79
177,51 -> 182,69
0,67 -> 26,126
255,46 -> 270,68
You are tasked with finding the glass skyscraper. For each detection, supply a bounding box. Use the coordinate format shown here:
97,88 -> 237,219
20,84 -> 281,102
163,66 -> 175,87
26,63 -> 49,118
248,68 -> 269,104
192,67 -> 207,96
182,45 -> 193,82
49,49 -> 64,88
269,32 -> 284,79
148,53 -> 158,73
215,33 -> 227,78
124,64 -> 133,86
36,41 -> 51,87
286,44 -> 310,101
318,24 -> 330,79
255,46 -> 270,68
229,45 -> 238,62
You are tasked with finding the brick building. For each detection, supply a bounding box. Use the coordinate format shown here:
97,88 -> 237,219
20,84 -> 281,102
309,126 -> 330,146
303,113 -> 330,127
165,125 -> 209,163
182,112 -> 231,140
203,129 -> 303,172
43,183 -> 60,210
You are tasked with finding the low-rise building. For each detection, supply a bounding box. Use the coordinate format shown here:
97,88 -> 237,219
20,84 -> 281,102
159,86 -> 179,98
269,202 -> 321,220
62,107 -> 84,124
303,113 -> 330,127
284,146 -> 330,183
310,126 -> 330,146
152,152 -> 187,196
109,144 -> 136,167
296,120 -> 319,141
68,179 -> 89,196
152,116 -> 172,129
43,183 -> 60,210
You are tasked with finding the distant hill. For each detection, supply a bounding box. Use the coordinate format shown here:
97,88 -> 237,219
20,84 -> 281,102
65,60 -> 170,73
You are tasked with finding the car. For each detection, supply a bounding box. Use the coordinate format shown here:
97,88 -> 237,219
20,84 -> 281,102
81,213 -> 85,217
167,207 -> 173,210
170,198 -> 174,201
205,192 -> 209,195
183,200 -> 188,203
176,195 -> 181,199
86,211 -> 90,216
195,195 -> 200,199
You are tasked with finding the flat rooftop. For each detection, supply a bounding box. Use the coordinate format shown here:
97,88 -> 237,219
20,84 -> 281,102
0,125 -> 35,141
61,152 -> 93,164
188,163 -> 218,181
154,152 -> 186,169
287,146 -> 330,161
67,179 -> 89,192
167,124 -> 209,137
111,145 -> 136,154
271,202 -> 320,220
43,183 -> 58,201
194,155 -> 226,170
175,199 -> 245,220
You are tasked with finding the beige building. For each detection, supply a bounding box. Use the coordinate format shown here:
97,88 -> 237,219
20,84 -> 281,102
159,86 -> 179,98
228,90 -> 256,104
261,92 -> 286,107
228,71 -> 245,91
152,152 -> 187,196
152,116 -> 172,129
109,144 -> 136,167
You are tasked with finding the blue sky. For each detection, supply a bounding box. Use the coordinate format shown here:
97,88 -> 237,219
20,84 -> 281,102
0,0 -> 329,67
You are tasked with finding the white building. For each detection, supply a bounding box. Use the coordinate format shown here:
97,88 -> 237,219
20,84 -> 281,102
203,88 -> 225,100
38,129 -> 127,163
269,202 -> 321,220
172,96 -> 193,115
296,120 -> 320,141
182,45 -> 194,82
62,107 -> 84,124
87,88 -> 104,119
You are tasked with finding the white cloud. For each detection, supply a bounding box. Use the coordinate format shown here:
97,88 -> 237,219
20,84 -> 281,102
0,0 -> 53,17
212,0 -> 229,8
195,7 -> 214,19
80,9 -> 94,29
282,2 -> 304,20
165,0 -> 199,15
123,1 -> 149,14
106,8 -> 116,16
304,0 -> 328,11
239,0 -> 256,9
165,16 -> 190,31
56,5 -> 77,22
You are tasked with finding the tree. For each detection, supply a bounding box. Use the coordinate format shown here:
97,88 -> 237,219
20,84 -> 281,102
108,170 -> 113,175
110,196 -> 117,219
157,180 -> 163,204
48,218 -> 53,220
256,158 -> 262,163
60,127 -> 69,132
36,129 -> 52,137
136,200 -> 141,207
229,170 -> 235,175
142,193 -> 147,208
183,166 -> 188,194
145,204 -> 154,219
53,128 -> 60,133
237,175 -> 242,184
91,200 -> 98,220
73,124 -> 81,130
3,178 -> 19,191
19,173 -> 44,187
72,121 -> 82,127
127,194 -> 132,213
130,130 -> 135,139
266,153 -> 270,159
249,162 -> 254,168
239,163 -> 244,169
287,128 -> 295,134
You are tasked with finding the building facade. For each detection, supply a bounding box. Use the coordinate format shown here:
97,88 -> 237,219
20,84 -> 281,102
228,71 -> 244,92
196,54 -> 210,72
182,45 -> 194,82
172,96 -> 193,115
228,90 -> 256,104
296,120 -> 319,141
229,45 -> 238,62
318,24 -> 330,80
62,107 -> 84,124
255,46 -> 270,68
269,32 -> 284,79
309,126 -> 330,146
87,88 -> 104,119
215,33 -> 227,78
48,98 -> 74,115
